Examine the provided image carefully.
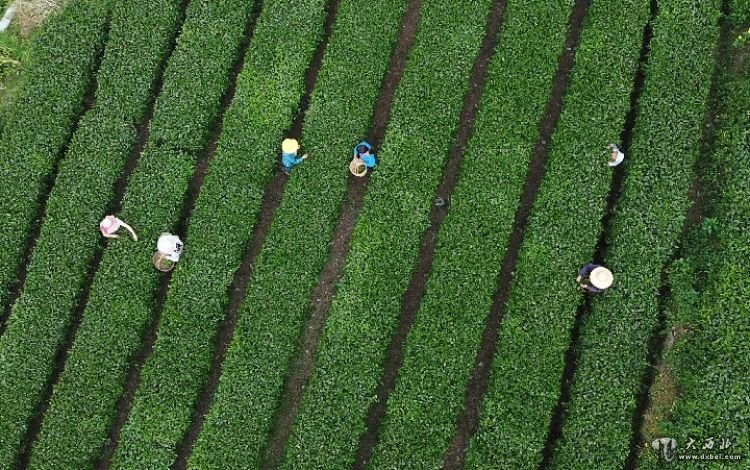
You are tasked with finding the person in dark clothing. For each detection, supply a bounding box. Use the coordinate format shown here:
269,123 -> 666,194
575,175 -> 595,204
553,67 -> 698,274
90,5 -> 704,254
576,263 -> 613,292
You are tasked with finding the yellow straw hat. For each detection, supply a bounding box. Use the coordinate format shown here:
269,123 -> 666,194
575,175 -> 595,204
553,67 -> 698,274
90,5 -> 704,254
282,138 -> 300,153
590,267 -> 614,289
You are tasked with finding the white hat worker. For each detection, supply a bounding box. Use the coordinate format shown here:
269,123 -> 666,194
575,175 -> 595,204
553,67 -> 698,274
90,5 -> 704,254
157,233 -> 183,263
590,266 -> 614,289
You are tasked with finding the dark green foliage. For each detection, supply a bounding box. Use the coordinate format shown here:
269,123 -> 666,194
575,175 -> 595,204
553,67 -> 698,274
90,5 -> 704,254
465,0 -> 650,467
730,0 -> 750,25
184,2 -> 405,469
637,18 -> 750,467
146,1 -> 252,151
0,0 -> 184,466
0,0 -> 183,468
94,0 -> 184,121
0,1 -> 738,468
280,0 -> 497,468
0,0 -> 110,311
368,0 -> 586,467
551,0 -> 723,467
0,114 -> 134,469
0,0 -> 253,469
107,0 -> 330,468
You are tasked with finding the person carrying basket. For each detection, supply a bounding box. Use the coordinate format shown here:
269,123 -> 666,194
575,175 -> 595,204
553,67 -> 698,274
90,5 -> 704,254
153,232 -> 183,272
350,140 -> 376,177
607,143 -> 625,167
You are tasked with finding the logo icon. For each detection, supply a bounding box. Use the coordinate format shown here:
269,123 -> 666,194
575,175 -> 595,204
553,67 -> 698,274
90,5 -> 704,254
652,437 -> 678,462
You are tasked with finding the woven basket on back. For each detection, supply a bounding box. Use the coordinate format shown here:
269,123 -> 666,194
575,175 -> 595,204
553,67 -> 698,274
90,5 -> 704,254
152,251 -> 175,272
349,158 -> 367,177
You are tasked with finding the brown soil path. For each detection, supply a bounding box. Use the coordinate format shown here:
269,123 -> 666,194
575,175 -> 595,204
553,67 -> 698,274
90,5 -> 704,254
168,1 -> 341,468
260,1 -> 424,468
95,2 -> 260,468
12,18 -> 115,468
0,15 -> 110,338
536,2 -> 657,468
348,0 -> 508,468
441,0 -> 592,467
623,0 -> 734,467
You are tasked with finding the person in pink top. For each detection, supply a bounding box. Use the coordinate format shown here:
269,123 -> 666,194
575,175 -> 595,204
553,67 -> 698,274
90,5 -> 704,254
99,215 -> 138,240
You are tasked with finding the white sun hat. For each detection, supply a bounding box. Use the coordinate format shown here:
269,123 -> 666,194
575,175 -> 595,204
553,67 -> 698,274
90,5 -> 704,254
281,138 -> 300,154
590,267 -> 614,289
157,233 -> 183,260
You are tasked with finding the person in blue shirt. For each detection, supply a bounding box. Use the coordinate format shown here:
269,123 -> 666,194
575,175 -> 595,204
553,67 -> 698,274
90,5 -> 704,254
353,141 -> 376,170
281,138 -> 307,174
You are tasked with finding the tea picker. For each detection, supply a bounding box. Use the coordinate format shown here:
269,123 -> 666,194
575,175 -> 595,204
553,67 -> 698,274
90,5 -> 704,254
99,215 -> 138,240
607,143 -> 625,167
281,138 -> 308,175
153,232 -> 183,272
576,263 -> 613,293
349,140 -> 376,177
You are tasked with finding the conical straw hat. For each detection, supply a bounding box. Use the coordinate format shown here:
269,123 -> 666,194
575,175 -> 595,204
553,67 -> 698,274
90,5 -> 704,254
281,138 -> 300,153
590,267 -> 613,289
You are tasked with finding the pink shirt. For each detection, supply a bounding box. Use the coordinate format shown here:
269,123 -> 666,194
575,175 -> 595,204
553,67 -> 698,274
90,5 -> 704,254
99,215 -> 122,236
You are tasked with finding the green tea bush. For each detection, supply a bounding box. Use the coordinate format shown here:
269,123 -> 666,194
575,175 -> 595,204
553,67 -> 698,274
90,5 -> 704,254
637,21 -> 750,467
0,0 -> 253,468
0,0 -> 109,311
106,0 -> 331,468
281,0 -> 498,468
186,1 -> 405,468
465,0 -> 649,467
368,0 -> 597,467
551,0 -> 723,467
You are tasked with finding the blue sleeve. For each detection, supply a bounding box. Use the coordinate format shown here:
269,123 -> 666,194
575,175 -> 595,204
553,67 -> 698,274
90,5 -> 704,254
282,153 -> 302,166
362,154 -> 376,168
578,263 -> 597,277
